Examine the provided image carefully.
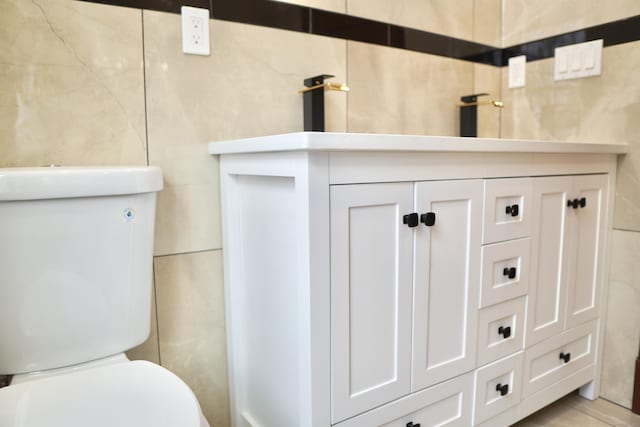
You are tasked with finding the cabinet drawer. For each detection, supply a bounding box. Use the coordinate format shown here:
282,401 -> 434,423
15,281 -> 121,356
335,373 -> 473,427
483,178 -> 532,244
480,239 -> 530,308
522,320 -> 597,398
474,352 -> 524,425
477,297 -> 526,366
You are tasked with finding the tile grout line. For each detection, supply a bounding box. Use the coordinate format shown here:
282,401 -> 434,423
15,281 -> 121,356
141,10 -> 150,167
153,248 -> 223,258
612,227 -> 640,233
151,264 -> 162,366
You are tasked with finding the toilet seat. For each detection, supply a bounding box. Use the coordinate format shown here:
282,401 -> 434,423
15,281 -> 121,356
0,360 -> 209,427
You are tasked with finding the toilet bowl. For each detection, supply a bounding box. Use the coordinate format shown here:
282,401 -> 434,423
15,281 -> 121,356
0,166 -> 209,427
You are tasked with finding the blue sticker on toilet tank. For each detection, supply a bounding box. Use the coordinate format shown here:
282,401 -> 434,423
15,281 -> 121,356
123,208 -> 135,221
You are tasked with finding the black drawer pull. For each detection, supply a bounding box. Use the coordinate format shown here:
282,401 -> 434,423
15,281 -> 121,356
496,383 -> 509,396
406,423 -> 421,427
498,326 -> 511,339
559,352 -> 571,363
420,212 -> 436,227
579,197 -> 586,208
505,204 -> 519,216
403,213 -> 419,228
503,267 -> 517,279
568,198 -> 579,209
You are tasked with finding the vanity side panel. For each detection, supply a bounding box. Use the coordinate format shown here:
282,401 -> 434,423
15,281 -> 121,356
219,152 -> 330,427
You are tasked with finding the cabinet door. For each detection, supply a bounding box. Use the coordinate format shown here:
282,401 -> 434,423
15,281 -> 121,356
565,175 -> 607,329
412,180 -> 482,391
527,176 -> 572,347
330,183 -> 414,423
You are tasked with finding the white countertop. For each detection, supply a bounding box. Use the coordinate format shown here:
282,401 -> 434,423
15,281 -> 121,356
209,132 -> 629,155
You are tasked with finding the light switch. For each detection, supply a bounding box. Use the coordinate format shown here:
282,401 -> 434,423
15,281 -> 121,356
554,39 -> 602,81
570,49 -> 581,71
583,45 -> 596,69
508,55 -> 526,88
557,49 -> 568,73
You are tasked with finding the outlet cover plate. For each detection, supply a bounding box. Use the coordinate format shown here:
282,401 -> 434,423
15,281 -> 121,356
181,6 -> 210,55
508,55 -> 526,88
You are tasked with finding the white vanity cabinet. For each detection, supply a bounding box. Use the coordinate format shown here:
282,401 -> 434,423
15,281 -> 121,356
330,180 -> 481,423
209,132 -> 626,427
526,175 -> 607,348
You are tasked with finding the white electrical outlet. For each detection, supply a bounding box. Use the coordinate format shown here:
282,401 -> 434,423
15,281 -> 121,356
508,55 -> 526,88
181,6 -> 210,56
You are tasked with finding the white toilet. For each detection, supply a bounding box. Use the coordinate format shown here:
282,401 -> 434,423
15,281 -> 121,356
0,166 -> 209,427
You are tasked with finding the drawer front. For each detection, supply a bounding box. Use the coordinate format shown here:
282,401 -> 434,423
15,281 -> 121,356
480,238 -> 530,308
522,320 -> 597,398
483,178 -> 532,244
474,352 -> 524,425
335,373 -> 474,427
477,297 -> 526,367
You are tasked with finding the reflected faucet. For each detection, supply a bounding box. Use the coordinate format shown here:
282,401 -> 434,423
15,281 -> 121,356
458,93 -> 503,137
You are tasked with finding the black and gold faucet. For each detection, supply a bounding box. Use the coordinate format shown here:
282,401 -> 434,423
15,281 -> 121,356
458,93 -> 503,137
300,74 -> 349,132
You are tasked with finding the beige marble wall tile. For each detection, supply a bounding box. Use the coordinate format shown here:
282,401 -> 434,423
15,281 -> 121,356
0,0 -> 146,167
271,0 -> 346,12
503,0 -> 640,46
144,11 -> 346,256
126,282 -> 161,364
347,0 -> 474,41
500,42 -> 640,231
347,42 -> 474,136
601,229 -> 640,409
474,63 -> 502,138
155,250 -> 229,427
473,0 -> 502,46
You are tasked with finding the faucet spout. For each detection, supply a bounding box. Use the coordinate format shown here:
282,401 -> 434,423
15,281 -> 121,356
300,74 -> 348,132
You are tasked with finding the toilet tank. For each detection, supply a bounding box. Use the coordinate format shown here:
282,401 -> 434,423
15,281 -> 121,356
0,166 -> 163,375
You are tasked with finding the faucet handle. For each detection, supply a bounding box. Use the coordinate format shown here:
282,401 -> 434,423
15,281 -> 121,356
304,74 -> 335,87
460,93 -> 489,103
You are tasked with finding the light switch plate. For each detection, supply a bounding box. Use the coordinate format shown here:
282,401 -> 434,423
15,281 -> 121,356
181,6 -> 210,55
508,55 -> 526,88
554,39 -> 602,81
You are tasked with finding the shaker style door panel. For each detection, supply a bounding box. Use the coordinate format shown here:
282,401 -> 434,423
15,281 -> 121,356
565,175 -> 607,330
483,178 -> 533,244
480,238 -> 531,308
477,297 -> 526,367
335,373 -> 474,427
412,180 -> 482,391
522,320 -> 597,398
330,183 -> 414,423
526,177 -> 572,348
474,351 -> 524,425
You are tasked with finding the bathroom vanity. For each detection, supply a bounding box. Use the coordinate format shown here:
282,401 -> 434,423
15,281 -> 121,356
209,133 -> 627,427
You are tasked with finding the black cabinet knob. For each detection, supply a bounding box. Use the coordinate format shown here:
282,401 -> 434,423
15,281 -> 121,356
498,326 -> 511,339
559,352 -> 571,363
406,423 -> 421,427
579,197 -> 586,208
496,383 -> 509,396
403,213 -> 419,228
567,198 -> 580,209
420,212 -> 436,227
503,267 -> 517,279
505,204 -> 519,217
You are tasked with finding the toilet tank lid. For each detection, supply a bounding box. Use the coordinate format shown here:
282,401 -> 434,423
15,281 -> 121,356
0,360 -> 207,427
0,166 -> 163,201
